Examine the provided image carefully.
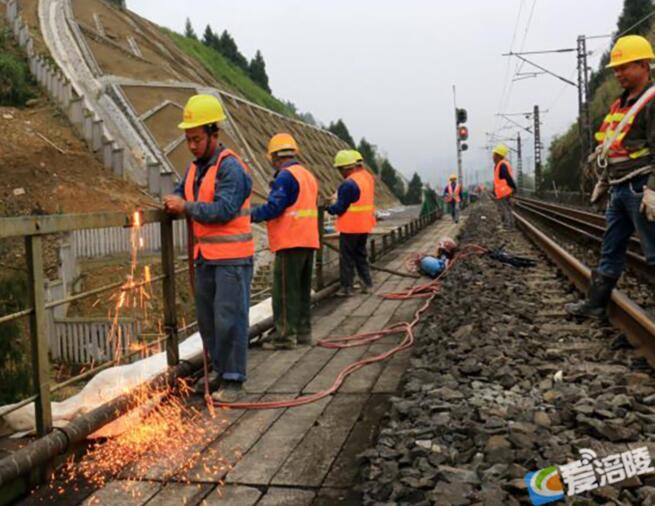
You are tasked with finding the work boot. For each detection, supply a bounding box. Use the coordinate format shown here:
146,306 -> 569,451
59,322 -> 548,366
360,284 -> 372,295
297,333 -> 313,346
336,287 -> 352,297
261,336 -> 297,350
211,381 -> 243,403
193,370 -> 220,394
565,271 -> 618,321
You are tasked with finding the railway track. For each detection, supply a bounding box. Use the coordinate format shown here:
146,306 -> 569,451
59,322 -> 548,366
512,199 -> 655,367
513,196 -> 649,278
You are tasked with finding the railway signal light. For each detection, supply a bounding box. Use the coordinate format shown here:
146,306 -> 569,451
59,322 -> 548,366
458,126 -> 469,141
461,143 -> 468,151
456,108 -> 467,124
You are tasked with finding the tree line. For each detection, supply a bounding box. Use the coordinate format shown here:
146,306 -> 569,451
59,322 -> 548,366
328,119 -> 426,205
185,18 -> 271,93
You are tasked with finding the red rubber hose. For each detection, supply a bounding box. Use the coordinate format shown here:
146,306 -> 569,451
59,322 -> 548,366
209,244 -> 488,410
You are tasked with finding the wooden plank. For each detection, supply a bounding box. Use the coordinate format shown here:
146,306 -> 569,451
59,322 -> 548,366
256,487 -> 315,506
80,480 -> 161,506
271,393 -> 367,487
323,394 -> 391,487
201,485 -> 262,505
225,397 -> 330,485
339,343 -> 389,393
245,347 -> 309,393
145,482 -> 212,506
313,487 -> 363,505
303,337 -> 369,394
372,348 -> 412,393
267,346 -> 337,394
181,394 -> 287,483
121,395 -> 257,482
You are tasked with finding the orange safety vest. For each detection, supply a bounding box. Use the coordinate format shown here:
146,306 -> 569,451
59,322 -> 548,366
184,148 -> 254,260
594,90 -> 655,162
336,168 -> 376,234
494,160 -> 513,200
266,164 -> 320,252
446,183 -> 461,203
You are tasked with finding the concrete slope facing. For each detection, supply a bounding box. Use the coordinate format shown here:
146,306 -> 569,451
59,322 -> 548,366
19,0 -> 399,206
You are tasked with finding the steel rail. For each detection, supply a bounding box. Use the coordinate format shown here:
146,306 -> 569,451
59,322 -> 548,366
514,196 -> 642,251
514,210 -> 655,366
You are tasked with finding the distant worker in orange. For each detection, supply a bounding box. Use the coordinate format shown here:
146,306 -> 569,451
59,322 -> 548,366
327,150 -> 376,297
442,174 -> 462,223
163,94 -> 253,403
566,35 -> 655,321
251,133 -> 319,349
491,144 -> 517,229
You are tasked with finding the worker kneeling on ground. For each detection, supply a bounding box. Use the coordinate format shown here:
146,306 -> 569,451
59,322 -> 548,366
443,174 -> 462,223
566,35 -> 655,320
163,94 -> 254,403
327,150 -> 376,297
251,133 -> 319,350
491,144 -> 517,229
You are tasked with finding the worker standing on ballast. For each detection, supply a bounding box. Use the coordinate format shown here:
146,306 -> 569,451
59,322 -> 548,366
251,133 -> 319,349
491,144 -> 517,229
327,150 -> 376,297
566,35 -> 655,320
163,94 -> 253,403
443,174 -> 462,223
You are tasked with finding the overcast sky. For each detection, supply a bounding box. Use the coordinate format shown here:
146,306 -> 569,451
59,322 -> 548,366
130,0 -> 624,187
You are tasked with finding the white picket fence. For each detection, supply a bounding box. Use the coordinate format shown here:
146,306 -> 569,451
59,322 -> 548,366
51,317 -> 141,364
71,220 -> 189,257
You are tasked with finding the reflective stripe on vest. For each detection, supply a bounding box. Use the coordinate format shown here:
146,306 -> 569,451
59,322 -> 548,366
494,160 -> 513,200
184,148 -> 255,260
446,183 -> 461,203
595,89 -> 655,160
336,168 -> 376,234
266,164 -> 320,252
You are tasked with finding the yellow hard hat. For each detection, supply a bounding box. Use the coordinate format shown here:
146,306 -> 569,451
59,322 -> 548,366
178,95 -> 226,130
449,174 -> 457,180
493,144 -> 509,158
351,150 -> 364,163
267,133 -> 299,160
607,35 -> 655,68
333,149 -> 358,168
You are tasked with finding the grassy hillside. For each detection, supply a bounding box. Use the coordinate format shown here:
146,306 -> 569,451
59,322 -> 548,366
168,31 -> 293,117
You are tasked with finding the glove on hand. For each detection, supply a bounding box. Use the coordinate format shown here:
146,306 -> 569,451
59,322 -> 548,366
640,187 -> 655,222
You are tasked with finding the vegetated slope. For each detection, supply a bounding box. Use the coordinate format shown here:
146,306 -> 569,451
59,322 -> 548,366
169,31 -> 293,117
545,2 -> 654,192
0,16 -> 156,217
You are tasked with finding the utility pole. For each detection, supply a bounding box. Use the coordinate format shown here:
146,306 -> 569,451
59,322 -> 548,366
534,105 -> 542,195
576,35 -> 593,160
516,132 -> 523,191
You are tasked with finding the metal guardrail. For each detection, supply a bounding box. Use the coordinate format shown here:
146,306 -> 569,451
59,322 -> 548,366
0,206 -> 441,479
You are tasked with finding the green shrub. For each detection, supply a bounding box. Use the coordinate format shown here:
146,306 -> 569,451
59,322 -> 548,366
0,273 -> 32,405
0,53 -> 32,107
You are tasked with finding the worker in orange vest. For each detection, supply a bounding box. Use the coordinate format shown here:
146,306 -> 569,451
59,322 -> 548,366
251,133 -> 319,349
442,174 -> 461,223
327,150 -> 376,297
163,95 -> 253,403
566,35 -> 655,321
491,144 -> 517,229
